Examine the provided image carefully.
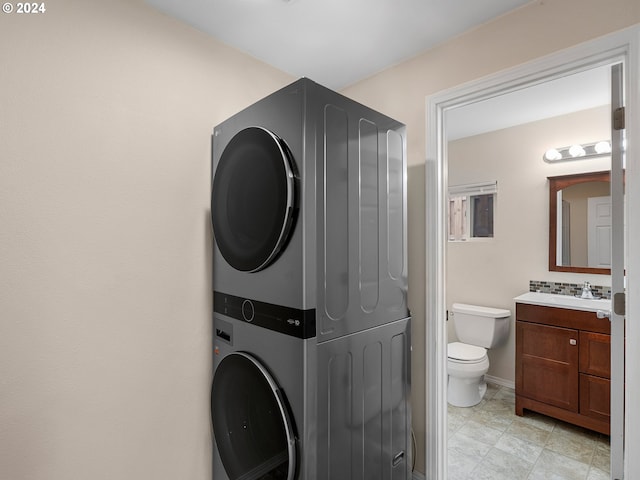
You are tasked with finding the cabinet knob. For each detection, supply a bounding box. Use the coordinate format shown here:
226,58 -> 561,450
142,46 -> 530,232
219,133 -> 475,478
569,339 -> 577,346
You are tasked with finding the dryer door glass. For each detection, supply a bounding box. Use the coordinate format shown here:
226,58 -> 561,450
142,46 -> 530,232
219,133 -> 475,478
212,352 -> 296,480
211,127 -> 296,272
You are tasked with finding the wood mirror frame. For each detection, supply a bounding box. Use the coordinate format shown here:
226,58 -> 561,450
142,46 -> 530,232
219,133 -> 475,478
548,170 -> 611,275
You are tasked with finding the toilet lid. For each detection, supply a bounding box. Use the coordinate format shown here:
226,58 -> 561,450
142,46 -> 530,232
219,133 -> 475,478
448,342 -> 487,362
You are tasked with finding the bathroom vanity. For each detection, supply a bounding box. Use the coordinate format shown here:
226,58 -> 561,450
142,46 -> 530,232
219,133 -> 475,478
514,292 -> 611,435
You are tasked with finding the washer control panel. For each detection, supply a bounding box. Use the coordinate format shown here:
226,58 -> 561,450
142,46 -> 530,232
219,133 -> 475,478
214,291 -> 316,339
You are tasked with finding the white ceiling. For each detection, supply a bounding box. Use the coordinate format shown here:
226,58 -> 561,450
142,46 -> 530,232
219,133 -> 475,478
144,0 -> 532,89
144,0 -> 610,139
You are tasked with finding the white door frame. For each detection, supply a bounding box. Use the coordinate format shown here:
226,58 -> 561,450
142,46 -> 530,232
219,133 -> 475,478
425,26 -> 639,479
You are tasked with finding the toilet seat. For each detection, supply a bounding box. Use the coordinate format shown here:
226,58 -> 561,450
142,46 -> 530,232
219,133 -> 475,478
447,342 -> 487,363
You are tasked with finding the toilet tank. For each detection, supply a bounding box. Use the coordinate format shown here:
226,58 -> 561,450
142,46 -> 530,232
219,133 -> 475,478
452,303 -> 511,348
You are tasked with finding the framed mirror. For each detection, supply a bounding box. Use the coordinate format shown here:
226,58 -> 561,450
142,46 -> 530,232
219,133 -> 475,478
548,171 -> 611,274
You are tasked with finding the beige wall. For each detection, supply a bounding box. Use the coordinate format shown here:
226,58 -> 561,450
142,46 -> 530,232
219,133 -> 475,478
447,106 -> 611,385
0,1 -> 293,479
343,0 -> 639,473
2,0 -> 639,478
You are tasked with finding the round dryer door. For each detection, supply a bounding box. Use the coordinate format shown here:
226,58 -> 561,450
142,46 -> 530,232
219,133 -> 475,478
211,352 -> 296,480
211,127 -> 296,272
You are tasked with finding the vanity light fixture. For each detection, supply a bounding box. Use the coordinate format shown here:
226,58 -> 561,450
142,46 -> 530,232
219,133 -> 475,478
543,140 -> 612,162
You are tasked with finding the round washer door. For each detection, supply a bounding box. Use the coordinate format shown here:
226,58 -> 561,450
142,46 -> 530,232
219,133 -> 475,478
211,127 -> 296,272
211,352 -> 296,480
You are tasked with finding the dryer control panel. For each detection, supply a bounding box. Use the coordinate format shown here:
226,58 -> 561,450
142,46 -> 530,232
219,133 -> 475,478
214,291 -> 316,339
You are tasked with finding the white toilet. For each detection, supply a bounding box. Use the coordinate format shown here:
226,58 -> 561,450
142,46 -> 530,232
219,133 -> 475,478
447,303 -> 511,407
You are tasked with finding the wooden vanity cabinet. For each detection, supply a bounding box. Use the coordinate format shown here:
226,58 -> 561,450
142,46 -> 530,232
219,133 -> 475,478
515,302 -> 611,435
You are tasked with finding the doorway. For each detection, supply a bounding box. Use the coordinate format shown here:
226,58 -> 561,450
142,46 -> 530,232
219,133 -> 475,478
445,68 -> 612,479
424,27 -> 639,480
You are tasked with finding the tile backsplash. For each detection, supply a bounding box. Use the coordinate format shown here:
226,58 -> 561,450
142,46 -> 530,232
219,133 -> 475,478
529,280 -> 611,299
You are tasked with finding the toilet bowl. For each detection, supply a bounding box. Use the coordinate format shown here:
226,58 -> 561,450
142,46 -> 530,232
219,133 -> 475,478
447,342 -> 490,407
447,303 -> 510,407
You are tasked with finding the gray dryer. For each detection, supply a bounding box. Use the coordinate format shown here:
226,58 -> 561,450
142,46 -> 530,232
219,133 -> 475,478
210,78 -> 407,341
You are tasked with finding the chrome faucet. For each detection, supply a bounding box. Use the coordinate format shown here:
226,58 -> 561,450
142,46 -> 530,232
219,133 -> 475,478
580,281 -> 595,299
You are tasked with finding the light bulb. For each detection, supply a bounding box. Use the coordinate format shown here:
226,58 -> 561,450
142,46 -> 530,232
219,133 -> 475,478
569,144 -> 586,157
544,148 -> 562,161
594,141 -> 611,154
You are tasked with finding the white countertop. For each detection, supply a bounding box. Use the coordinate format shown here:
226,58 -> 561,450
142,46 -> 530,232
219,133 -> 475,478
514,291 -> 611,313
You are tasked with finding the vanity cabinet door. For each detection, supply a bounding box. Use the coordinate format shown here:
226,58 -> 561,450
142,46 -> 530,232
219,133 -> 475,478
516,321 -> 579,412
580,374 -> 611,423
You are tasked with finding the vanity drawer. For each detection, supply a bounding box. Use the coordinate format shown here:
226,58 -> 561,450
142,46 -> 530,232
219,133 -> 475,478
579,331 -> 611,378
516,303 -> 610,334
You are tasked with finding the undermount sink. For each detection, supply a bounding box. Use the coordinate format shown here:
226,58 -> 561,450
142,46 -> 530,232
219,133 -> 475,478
514,291 -> 611,313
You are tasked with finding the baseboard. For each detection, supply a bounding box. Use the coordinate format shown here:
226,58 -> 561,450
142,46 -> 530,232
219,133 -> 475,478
485,374 -> 515,390
412,471 -> 426,480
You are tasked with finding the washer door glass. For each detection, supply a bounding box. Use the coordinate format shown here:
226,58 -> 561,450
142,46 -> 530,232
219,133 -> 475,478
211,127 -> 296,272
211,352 -> 296,480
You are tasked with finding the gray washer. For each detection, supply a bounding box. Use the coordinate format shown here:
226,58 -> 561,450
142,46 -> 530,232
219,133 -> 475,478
211,315 -> 316,480
211,314 -> 412,480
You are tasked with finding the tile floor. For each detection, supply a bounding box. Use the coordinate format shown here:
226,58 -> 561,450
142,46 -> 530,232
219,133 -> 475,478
447,383 -> 611,480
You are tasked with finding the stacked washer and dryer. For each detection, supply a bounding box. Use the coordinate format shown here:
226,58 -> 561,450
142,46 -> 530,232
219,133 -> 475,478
210,78 -> 411,480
